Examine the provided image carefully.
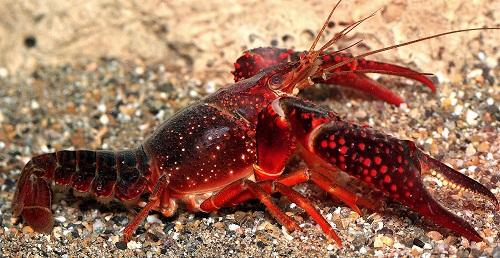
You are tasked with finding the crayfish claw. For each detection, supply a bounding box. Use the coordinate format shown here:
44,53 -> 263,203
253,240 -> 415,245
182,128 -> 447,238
419,152 -> 499,211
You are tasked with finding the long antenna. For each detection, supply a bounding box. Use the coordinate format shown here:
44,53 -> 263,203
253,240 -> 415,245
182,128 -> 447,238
309,0 -> 342,52
323,27 -> 500,74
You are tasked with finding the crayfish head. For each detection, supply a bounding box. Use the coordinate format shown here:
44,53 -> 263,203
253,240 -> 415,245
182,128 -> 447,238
266,52 -> 323,95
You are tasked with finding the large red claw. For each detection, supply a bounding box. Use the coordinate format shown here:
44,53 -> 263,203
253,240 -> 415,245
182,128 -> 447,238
302,111 -> 497,241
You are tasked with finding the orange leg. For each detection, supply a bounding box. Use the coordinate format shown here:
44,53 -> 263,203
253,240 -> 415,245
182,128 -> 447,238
200,178 -> 342,245
123,175 -> 169,242
273,182 -> 342,246
225,168 -> 374,215
200,179 -> 300,233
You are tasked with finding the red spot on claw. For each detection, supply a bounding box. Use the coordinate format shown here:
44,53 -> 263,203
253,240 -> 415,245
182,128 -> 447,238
384,175 -> 391,183
338,138 -> 346,145
358,143 -> 365,151
321,140 -> 328,148
363,158 -> 371,167
370,169 -> 377,177
390,184 -> 397,192
380,165 -> 388,174
339,146 -> 348,154
329,142 -> 336,149
374,156 -> 382,165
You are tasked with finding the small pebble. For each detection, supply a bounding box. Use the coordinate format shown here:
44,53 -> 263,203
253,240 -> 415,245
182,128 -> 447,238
413,238 -> 425,248
427,231 -> 443,241
228,224 -> 240,231
0,67 -> 8,78
93,219 -> 104,232
146,215 -> 162,224
115,241 -> 127,250
22,226 -> 34,234
465,144 -> 476,156
465,110 -> 478,125
127,240 -> 142,250
55,216 -> 67,223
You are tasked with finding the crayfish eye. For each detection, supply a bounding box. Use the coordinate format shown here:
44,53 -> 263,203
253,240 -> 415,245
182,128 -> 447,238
268,73 -> 284,89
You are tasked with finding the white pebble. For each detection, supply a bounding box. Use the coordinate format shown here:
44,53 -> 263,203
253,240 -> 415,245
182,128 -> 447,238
326,244 -> 334,251
466,69 -> 482,79
465,144 -> 476,156
55,216 -> 67,223
98,103 -> 106,112
189,90 -> 198,98
359,246 -> 367,254
99,114 -> 109,125
465,110 -> 478,125
127,240 -> 142,249
135,67 -> 144,75
441,128 -> 449,139
467,166 -> 477,172
146,215 -> 162,224
93,219 -> 104,232
0,67 -> 8,78
486,97 -> 494,105
205,81 -> 216,93
453,105 -> 463,116
485,57 -> 497,69
30,100 -> 39,109
228,224 -> 240,231
394,242 -> 406,249
477,51 -> 486,61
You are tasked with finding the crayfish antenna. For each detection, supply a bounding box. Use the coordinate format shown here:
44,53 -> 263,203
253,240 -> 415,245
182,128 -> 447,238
419,152 -> 499,211
322,27 -> 500,75
308,0 -> 342,53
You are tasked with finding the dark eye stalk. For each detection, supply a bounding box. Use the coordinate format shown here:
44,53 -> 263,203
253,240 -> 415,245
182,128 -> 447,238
268,74 -> 284,89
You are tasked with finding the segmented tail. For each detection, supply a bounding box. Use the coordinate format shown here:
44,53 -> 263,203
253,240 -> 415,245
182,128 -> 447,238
12,148 -> 150,233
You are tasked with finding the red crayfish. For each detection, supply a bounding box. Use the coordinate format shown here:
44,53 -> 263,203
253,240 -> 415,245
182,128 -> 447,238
12,2 -> 498,246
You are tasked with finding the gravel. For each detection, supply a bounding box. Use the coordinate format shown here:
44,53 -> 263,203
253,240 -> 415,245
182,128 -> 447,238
0,44 -> 498,257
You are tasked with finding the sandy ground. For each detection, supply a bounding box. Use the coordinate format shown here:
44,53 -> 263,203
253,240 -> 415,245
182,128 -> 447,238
0,0 -> 499,257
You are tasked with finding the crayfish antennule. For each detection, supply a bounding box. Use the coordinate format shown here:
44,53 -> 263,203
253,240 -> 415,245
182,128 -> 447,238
308,0 -> 342,53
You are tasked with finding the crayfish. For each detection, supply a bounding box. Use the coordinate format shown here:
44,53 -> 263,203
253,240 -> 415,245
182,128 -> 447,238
12,1 -> 498,247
